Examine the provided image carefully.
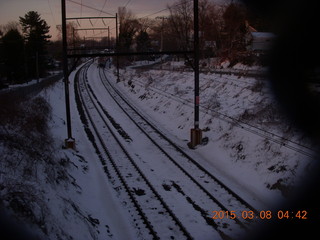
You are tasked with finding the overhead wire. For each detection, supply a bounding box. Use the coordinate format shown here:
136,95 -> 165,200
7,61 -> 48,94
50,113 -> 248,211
80,0 -> 82,24
127,72 -> 315,157
80,0 -> 83,17
67,0 -> 115,16
89,1 -> 189,42
138,0 -> 193,19
99,0 -> 109,16
47,0 -> 57,26
64,0 -> 312,156
94,0 -> 110,25
67,1 -> 191,43
138,8 -> 170,19
124,0 -> 133,8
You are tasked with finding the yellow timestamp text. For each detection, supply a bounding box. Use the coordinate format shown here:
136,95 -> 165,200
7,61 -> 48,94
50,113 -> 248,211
212,210 -> 308,220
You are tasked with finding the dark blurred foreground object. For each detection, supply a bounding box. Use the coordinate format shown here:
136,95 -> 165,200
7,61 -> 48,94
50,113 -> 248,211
242,0 -> 320,239
0,206 -> 40,240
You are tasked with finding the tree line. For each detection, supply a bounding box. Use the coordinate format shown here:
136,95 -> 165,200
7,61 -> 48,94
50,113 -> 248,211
117,0 -> 271,65
0,1 -> 271,86
0,11 -> 51,85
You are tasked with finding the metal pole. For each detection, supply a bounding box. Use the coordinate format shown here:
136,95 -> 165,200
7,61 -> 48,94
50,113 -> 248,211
116,13 -> 120,82
108,26 -> 110,48
194,0 -> 200,130
61,0 -> 75,148
189,0 -> 202,148
156,16 -> 167,52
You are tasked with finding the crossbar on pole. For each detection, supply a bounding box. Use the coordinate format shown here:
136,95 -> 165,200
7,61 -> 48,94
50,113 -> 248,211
66,17 -> 116,20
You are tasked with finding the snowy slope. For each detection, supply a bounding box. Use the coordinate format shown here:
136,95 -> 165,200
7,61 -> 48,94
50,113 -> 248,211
1,61 -> 315,239
0,72 -> 136,240
104,65 -> 315,208
45,69 -> 137,240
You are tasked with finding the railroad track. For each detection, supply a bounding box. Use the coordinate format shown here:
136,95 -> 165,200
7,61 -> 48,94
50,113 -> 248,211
118,70 -> 315,158
75,62 -> 192,239
75,61 -> 260,239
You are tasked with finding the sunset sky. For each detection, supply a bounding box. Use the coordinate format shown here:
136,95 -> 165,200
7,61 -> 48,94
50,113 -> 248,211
0,0 -> 229,40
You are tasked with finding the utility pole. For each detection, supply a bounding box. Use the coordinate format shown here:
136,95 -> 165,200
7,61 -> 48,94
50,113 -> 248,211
108,26 -> 110,48
116,13 -> 120,82
189,0 -> 202,148
61,2 -> 118,149
61,0 -> 75,149
155,16 -> 168,52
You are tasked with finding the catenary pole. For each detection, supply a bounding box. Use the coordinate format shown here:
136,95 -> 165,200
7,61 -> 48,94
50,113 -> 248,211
189,0 -> 202,148
61,0 -> 75,148
194,0 -> 200,130
116,13 -> 120,82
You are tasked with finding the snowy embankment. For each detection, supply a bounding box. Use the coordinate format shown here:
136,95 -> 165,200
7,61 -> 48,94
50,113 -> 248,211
0,62 -> 316,239
0,74 -> 135,239
106,66 -> 315,207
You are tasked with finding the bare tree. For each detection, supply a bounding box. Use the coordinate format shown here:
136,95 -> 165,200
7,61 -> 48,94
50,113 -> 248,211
167,0 -> 193,51
118,6 -> 140,53
198,0 -> 225,58
220,2 -> 248,61
0,21 -> 22,35
56,22 -> 81,47
149,16 -> 178,52
166,0 -> 224,56
138,18 -> 155,33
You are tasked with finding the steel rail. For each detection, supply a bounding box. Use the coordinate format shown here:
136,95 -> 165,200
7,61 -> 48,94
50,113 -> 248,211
98,67 -> 259,231
75,62 -> 193,239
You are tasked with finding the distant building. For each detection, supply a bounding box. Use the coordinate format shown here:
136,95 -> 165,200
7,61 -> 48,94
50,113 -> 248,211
245,22 -> 275,54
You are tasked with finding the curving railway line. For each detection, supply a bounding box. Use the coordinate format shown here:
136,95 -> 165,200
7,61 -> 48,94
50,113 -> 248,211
74,61 -> 261,239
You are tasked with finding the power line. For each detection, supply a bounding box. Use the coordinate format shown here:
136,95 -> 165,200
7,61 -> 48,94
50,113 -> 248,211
138,0 -> 193,19
80,0 -> 83,18
66,0 -> 115,16
98,0 -> 109,16
124,0 -> 133,8
139,8 -> 170,19
47,0 -> 57,26
94,0 -> 109,25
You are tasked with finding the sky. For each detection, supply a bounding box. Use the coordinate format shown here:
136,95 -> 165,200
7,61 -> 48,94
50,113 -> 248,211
0,0 -> 228,40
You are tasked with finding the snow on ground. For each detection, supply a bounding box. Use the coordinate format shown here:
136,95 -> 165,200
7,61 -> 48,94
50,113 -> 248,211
43,69 -> 136,240
0,71 -> 135,239
104,64 -> 315,209
1,61 -> 316,239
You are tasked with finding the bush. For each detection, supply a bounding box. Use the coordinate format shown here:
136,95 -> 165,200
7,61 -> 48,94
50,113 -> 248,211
0,95 -> 68,238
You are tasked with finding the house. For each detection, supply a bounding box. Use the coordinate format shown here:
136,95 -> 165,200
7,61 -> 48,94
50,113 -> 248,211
245,22 -> 275,53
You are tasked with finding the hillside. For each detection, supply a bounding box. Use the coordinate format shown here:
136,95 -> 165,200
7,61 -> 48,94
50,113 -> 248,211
109,65 -> 316,206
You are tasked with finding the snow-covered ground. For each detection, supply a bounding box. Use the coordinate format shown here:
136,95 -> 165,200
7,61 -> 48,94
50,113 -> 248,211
1,60 -> 316,239
44,68 -> 137,239
107,64 -> 315,206
0,70 -> 136,239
